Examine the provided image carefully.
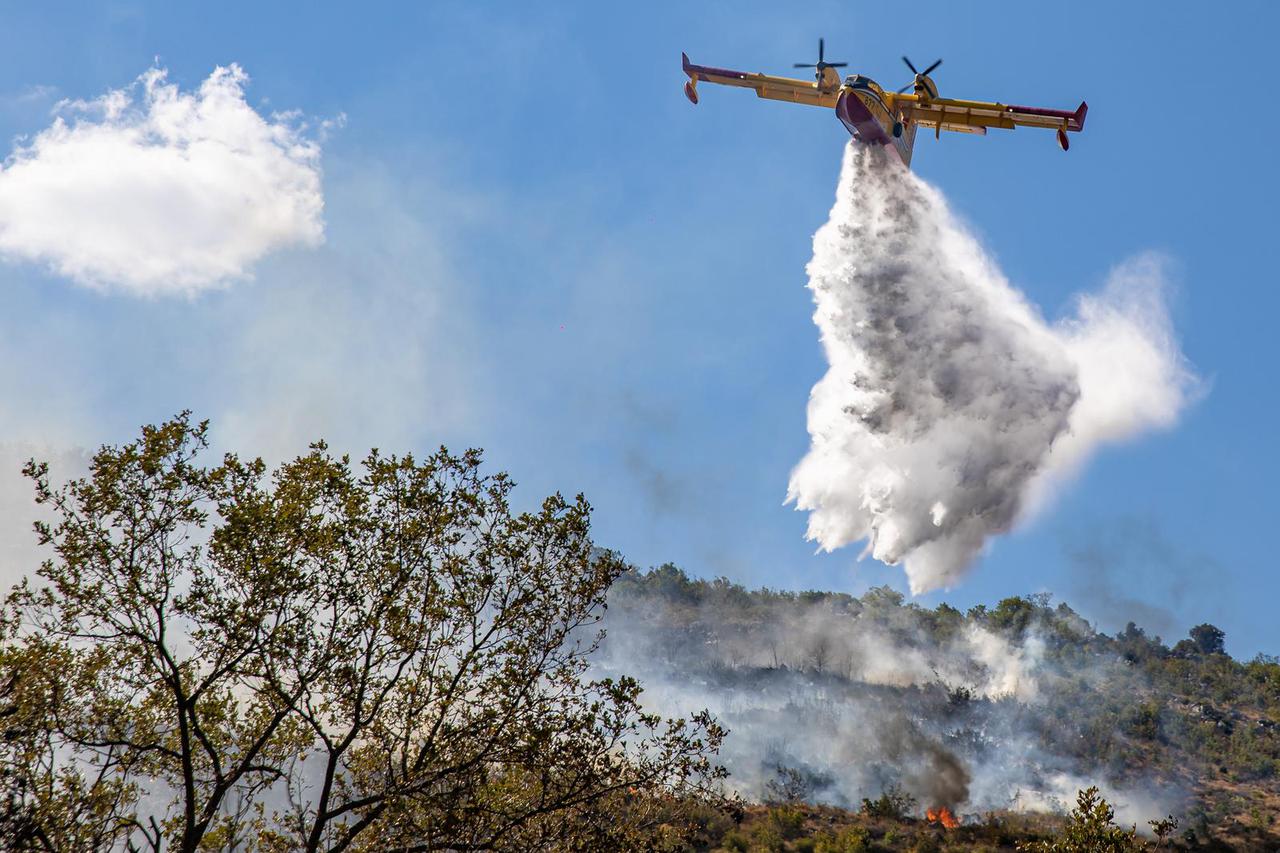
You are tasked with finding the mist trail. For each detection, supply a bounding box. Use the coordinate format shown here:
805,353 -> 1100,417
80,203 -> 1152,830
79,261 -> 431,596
787,144 -> 1196,593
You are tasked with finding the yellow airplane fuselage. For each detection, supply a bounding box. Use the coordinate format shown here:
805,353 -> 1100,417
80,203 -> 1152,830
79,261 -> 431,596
681,52 -> 1087,168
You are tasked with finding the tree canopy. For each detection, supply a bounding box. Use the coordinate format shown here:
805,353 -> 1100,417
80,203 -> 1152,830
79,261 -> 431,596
0,414 -> 725,852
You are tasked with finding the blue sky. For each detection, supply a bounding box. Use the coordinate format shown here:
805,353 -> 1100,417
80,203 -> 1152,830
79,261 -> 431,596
0,2 -> 1275,656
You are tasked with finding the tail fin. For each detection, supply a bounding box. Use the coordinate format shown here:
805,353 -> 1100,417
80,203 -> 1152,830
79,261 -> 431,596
1071,101 -> 1088,131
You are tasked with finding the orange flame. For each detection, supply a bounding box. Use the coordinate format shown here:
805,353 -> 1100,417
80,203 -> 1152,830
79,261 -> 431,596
925,806 -> 959,829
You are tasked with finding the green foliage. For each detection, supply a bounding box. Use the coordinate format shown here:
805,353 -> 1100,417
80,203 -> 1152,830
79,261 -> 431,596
860,585 -> 904,612
860,785 -> 917,820
747,818 -> 786,851
1190,623 -> 1227,656
765,765 -> 811,805
765,805 -> 806,840
1017,787 -> 1143,853
1120,701 -> 1161,741
812,825 -> 869,853
740,805 -> 807,851
1147,814 -> 1178,847
988,596 -> 1040,639
0,415 -> 727,852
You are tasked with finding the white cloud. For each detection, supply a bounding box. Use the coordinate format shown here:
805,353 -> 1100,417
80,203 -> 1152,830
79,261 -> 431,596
0,65 -> 324,295
0,83 -> 58,106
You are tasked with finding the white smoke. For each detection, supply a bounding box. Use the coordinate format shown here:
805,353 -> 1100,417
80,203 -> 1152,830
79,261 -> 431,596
787,144 -> 1197,593
0,443 -> 89,593
597,580 -> 1179,821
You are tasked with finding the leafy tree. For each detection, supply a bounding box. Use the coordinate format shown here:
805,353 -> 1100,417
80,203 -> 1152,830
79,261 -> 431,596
1017,787 -> 1144,852
0,414 -> 725,851
859,586 -> 904,612
1147,815 -> 1178,848
988,597 -> 1038,639
859,784 -> 916,820
764,765 -> 809,805
1190,623 -> 1227,656
928,603 -> 965,642
637,563 -> 700,606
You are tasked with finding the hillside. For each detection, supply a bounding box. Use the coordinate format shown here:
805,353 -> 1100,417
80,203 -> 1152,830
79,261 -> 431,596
599,565 -> 1280,850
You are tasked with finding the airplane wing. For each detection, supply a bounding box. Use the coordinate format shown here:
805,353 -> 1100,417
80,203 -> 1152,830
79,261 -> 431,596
682,53 -> 838,108
893,94 -> 1087,142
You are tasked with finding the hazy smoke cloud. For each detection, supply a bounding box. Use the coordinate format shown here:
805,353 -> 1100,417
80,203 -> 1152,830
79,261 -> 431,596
0,65 -> 324,295
1062,516 -> 1226,642
598,580 -> 1176,821
0,443 -> 89,592
787,144 -> 1197,593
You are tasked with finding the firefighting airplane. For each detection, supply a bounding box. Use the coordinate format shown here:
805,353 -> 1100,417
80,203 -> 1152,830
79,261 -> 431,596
681,40 -> 1087,168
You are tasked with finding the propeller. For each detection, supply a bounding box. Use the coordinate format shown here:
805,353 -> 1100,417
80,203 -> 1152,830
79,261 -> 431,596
897,55 -> 942,93
793,38 -> 847,78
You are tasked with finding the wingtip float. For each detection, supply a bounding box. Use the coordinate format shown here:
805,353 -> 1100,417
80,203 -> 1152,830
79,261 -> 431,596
682,41 -> 1087,168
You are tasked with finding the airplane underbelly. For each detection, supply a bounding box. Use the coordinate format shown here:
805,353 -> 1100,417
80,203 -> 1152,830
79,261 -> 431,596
836,89 -> 914,167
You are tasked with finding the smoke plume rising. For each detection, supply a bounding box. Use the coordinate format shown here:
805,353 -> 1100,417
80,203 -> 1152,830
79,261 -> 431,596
597,573 -> 1178,824
787,144 -> 1196,593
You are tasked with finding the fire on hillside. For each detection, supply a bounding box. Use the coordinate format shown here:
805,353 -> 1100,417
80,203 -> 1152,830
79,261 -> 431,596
924,806 -> 959,829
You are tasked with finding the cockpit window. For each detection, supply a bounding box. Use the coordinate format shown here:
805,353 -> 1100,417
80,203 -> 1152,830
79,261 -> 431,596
844,75 -> 883,96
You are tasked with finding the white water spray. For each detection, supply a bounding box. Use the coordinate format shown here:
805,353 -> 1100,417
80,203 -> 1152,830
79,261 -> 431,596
788,144 -> 1196,593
